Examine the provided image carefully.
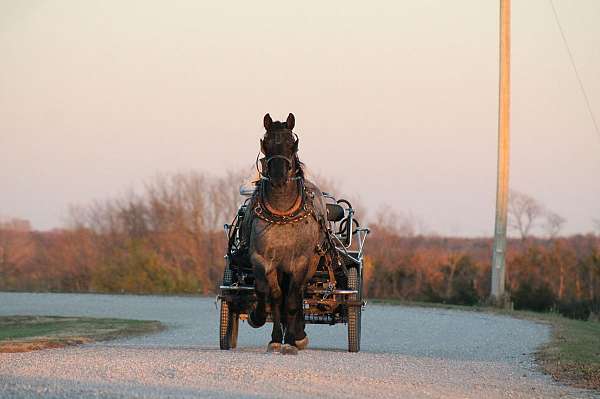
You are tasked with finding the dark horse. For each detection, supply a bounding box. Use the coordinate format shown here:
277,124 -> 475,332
245,113 -> 327,355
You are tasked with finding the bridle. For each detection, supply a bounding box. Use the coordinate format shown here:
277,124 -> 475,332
250,127 -> 321,227
255,132 -> 301,182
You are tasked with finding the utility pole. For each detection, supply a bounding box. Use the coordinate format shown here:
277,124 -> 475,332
491,0 -> 511,304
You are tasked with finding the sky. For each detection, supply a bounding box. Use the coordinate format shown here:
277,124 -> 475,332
1,0 -> 599,236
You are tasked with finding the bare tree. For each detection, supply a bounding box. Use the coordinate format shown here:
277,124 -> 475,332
0,218 -> 35,274
117,191 -> 149,239
375,204 -> 417,237
0,218 -> 31,232
508,190 -> 545,239
543,211 -> 566,239
305,171 -> 368,221
209,169 -> 247,229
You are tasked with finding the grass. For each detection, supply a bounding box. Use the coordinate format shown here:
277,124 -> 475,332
0,315 -> 164,353
370,299 -> 600,390
531,313 -> 600,390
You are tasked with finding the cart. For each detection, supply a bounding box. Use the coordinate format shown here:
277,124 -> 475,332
218,189 -> 369,352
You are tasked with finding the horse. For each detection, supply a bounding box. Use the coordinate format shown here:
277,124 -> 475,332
245,113 -> 328,355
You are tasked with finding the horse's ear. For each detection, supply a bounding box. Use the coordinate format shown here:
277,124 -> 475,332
263,113 -> 272,131
286,113 -> 295,130
260,139 -> 267,155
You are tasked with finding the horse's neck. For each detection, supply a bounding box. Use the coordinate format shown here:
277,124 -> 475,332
264,180 -> 300,212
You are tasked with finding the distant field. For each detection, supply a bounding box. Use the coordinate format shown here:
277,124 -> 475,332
0,316 -> 164,352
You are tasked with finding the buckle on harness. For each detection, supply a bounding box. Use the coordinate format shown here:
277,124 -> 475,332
322,282 -> 335,300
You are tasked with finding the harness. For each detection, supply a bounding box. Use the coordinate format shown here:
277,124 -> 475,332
239,128 -> 346,292
248,177 -> 343,294
252,178 -> 317,226
255,153 -> 302,183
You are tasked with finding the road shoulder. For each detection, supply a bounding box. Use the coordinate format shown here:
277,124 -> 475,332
370,299 -> 600,391
0,315 -> 164,353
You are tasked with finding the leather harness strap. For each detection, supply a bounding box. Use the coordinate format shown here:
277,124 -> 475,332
248,176 -> 344,289
253,179 -> 317,225
262,187 -> 303,217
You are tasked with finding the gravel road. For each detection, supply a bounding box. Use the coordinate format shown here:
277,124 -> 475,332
0,292 -> 597,398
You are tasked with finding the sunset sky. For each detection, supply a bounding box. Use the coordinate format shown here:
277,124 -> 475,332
1,0 -> 599,236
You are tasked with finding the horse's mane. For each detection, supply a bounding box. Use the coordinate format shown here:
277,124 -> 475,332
294,154 -> 305,179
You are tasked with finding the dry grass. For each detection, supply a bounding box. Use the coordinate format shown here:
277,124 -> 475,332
532,314 -> 600,390
0,315 -> 164,353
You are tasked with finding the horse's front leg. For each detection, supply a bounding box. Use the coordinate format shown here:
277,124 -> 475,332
249,253 -> 270,328
280,279 -> 302,355
279,253 -> 319,354
293,254 -> 319,351
267,269 -> 283,352
293,285 -> 308,350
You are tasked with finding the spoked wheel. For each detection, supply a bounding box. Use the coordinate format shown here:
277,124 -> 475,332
219,300 -> 239,350
347,267 -> 362,352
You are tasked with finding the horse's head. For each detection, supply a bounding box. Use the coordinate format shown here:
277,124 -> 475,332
260,113 -> 300,187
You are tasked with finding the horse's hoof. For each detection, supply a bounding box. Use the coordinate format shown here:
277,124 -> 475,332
248,312 -> 265,328
295,335 -> 309,350
267,342 -> 281,353
281,344 -> 299,355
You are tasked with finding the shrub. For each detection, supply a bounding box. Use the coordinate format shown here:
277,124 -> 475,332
557,300 -> 592,321
513,280 -> 556,312
448,256 -> 479,306
91,240 -> 200,294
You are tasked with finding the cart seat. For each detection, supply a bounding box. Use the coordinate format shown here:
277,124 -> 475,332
326,203 -> 345,222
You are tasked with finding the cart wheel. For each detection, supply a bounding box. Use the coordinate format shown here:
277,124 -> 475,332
219,301 -> 239,350
347,267 -> 361,353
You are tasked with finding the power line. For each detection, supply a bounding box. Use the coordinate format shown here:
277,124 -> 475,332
549,0 -> 600,143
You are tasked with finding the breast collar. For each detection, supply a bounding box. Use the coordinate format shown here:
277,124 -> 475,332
253,178 -> 316,225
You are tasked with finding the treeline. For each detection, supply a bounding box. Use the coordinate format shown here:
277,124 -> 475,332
1,171 -> 244,294
1,171 -> 599,317
364,224 -> 600,316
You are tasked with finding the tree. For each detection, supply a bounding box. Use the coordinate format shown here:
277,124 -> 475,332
374,205 -> 420,237
0,218 -> 34,267
508,190 -> 545,239
0,218 -> 35,290
543,211 -> 566,239
449,256 -> 479,305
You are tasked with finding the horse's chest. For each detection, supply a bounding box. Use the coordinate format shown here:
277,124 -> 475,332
250,219 -> 320,256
